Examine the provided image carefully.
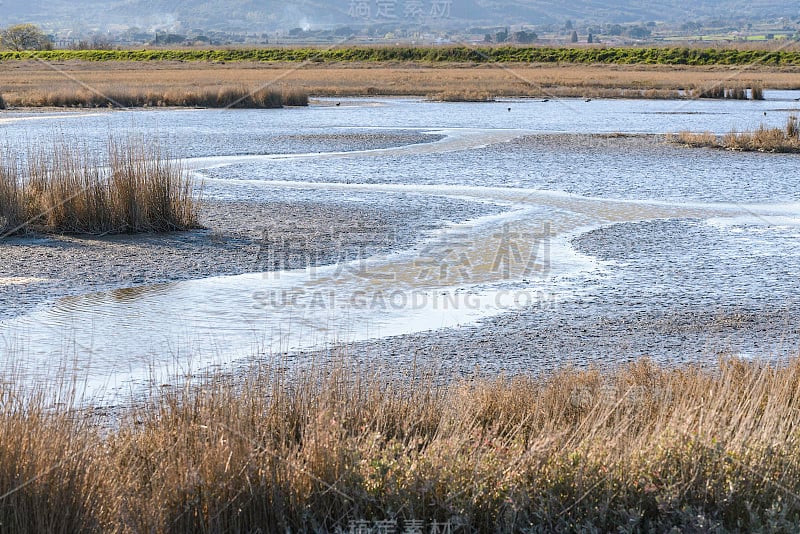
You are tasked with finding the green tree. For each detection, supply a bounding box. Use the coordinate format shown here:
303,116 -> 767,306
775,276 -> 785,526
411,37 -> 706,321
570,30 -> 578,43
512,30 -> 537,44
0,23 -> 52,51
627,26 -> 651,39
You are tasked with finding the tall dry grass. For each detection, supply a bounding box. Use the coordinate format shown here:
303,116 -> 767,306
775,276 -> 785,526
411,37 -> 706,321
0,139 -> 199,235
427,90 -> 495,102
9,85 -> 308,108
671,115 -> 800,153
3,356 -> 800,531
3,62 -> 797,105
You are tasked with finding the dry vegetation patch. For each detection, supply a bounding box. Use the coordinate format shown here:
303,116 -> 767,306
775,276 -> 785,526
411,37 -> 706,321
1,62 -> 799,104
2,357 -> 800,531
670,115 -> 800,153
3,85 -> 307,108
0,138 -> 199,235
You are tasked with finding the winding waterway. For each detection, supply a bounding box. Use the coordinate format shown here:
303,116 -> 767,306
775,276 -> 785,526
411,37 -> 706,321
2,94 -> 800,399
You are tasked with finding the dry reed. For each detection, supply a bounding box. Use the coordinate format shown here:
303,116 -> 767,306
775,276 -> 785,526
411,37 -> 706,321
426,90 -> 495,102
9,86 -> 307,109
0,138 -> 199,235
670,115 -> 800,153
690,82 -> 765,100
2,63 -> 797,105
2,356 -> 800,531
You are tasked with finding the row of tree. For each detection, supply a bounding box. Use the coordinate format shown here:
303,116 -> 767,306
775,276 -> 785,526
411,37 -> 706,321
0,24 -> 52,51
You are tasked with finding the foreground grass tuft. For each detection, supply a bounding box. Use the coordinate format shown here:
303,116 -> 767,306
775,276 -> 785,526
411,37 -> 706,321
3,357 -> 800,531
0,139 -> 199,235
670,115 -> 800,153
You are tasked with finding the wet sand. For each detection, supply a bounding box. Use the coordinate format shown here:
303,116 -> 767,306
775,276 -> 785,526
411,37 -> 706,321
0,195 -> 498,321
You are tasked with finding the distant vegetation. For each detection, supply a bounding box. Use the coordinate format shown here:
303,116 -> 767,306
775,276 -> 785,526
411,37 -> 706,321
670,115 -> 800,153
3,46 -> 800,66
0,139 -> 199,235
4,86 -> 308,109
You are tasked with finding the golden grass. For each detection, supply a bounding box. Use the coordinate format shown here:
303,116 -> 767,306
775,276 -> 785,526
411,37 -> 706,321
689,82 -> 765,100
5,85 -> 307,108
0,138 -> 199,235
3,356 -> 800,531
1,61 -> 799,104
670,115 -> 800,153
427,90 -> 495,102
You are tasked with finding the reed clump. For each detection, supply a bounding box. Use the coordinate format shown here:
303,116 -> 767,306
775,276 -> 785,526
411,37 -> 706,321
670,115 -> 800,153
669,130 -> 719,147
11,85 -> 308,109
691,82 -> 765,100
0,139 -> 199,235
3,356 -> 800,531
426,90 -> 495,102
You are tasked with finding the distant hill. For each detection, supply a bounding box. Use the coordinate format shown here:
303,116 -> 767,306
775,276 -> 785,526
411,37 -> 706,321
3,0 -> 800,33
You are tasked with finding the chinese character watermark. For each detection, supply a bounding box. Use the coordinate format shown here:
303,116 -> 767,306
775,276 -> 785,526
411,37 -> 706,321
347,0 -> 453,21
338,518 -> 458,534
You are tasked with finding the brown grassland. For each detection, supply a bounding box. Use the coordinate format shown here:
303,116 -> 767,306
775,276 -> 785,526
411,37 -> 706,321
3,356 -> 800,532
2,61 -> 800,104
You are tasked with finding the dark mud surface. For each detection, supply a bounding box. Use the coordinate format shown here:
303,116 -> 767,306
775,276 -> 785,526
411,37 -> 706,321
0,193 -> 500,321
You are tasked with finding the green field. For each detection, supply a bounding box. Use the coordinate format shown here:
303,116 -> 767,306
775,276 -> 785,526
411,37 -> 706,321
3,46 -> 800,66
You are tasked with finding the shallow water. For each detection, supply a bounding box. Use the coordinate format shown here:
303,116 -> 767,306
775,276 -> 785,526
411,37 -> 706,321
2,94 -> 800,399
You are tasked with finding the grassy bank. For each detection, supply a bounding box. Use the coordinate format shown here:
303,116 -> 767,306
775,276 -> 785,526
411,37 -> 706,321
2,356 -> 800,532
670,115 -> 800,153
4,46 -> 800,66
0,139 -> 199,235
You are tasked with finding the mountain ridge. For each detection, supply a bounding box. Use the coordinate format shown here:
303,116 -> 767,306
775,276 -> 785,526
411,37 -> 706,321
3,0 -> 799,33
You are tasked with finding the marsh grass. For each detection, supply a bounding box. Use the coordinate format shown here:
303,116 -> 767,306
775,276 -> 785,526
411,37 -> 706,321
4,62 -> 797,105
3,356 -> 800,531
427,90 -> 495,102
671,115 -> 800,153
690,82 -> 765,100
11,85 -> 308,108
0,139 -> 199,235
